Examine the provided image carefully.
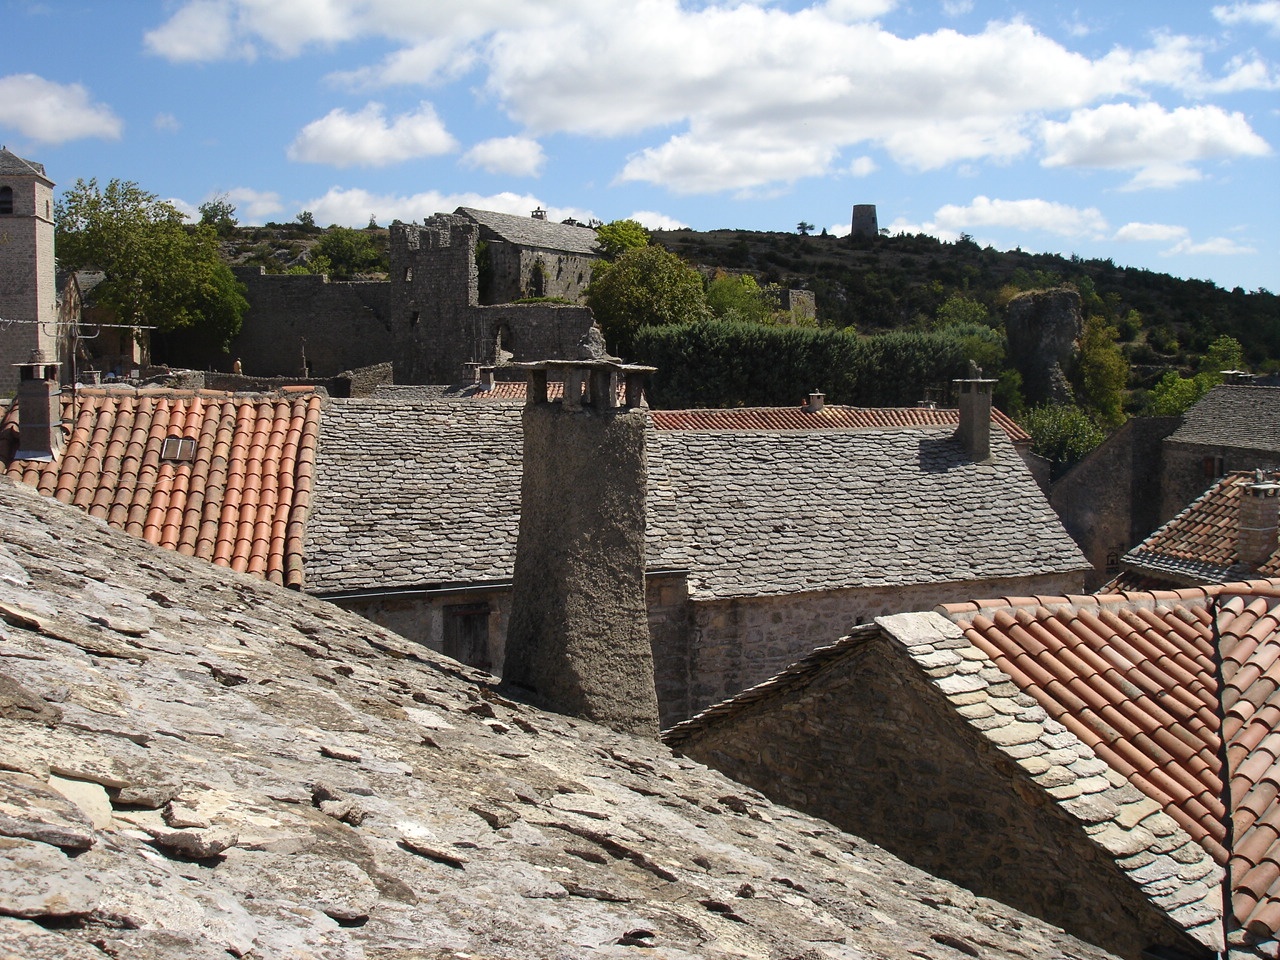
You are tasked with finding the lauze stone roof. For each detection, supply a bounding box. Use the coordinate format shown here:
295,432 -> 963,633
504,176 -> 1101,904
649,403 -> 1031,442
1168,385 -> 1280,455
938,582 -> 1280,947
455,206 -> 601,256
1,386 -> 322,588
0,478 -> 1121,960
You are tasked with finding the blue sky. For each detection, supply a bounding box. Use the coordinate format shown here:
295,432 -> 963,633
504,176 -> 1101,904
3,0 -> 1277,292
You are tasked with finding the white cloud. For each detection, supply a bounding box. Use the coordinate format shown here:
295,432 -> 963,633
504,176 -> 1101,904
1114,222 -> 1189,243
0,74 -> 121,144
1041,102 -> 1271,187
144,0 -> 245,62
461,136 -> 546,177
934,196 -> 1108,238
942,0 -> 973,16
287,102 -> 457,168
820,0 -> 897,20
154,112 -> 181,133
1214,1 -> 1280,36
849,155 -> 877,177
629,210 -> 688,231
303,185 -> 595,229
223,187 -> 284,222
1164,236 -> 1258,256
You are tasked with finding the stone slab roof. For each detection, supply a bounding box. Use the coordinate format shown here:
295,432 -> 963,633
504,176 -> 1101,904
650,404 -> 1031,442
0,146 -> 50,181
456,206 -> 600,256
1167,385 -> 1280,454
1,386 -> 322,588
936,582 -> 1280,946
649,424 -> 1085,599
305,400 -> 1086,597
0,478 -> 1122,960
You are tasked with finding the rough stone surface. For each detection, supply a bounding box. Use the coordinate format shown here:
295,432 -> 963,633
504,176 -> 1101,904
503,400 -> 660,736
1005,287 -> 1083,406
0,476 -> 1123,960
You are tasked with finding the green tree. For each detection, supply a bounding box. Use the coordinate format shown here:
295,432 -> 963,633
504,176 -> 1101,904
1021,404 -> 1105,473
198,193 -> 238,235
295,210 -> 316,230
593,219 -> 650,261
55,178 -> 247,352
934,294 -> 991,329
311,226 -> 384,278
705,271 -> 776,325
1144,334 -> 1245,416
1074,315 -> 1129,429
796,221 -> 814,236
585,245 -> 710,354
1197,334 -> 1244,377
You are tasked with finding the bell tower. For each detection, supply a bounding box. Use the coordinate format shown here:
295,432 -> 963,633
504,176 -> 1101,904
0,147 -> 57,395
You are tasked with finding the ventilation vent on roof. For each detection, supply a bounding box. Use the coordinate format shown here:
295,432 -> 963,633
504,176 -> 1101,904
160,436 -> 196,462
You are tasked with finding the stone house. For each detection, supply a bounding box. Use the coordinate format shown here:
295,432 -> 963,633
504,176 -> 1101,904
0,475 -> 1126,960
668,579 -> 1280,958
456,205 -> 600,303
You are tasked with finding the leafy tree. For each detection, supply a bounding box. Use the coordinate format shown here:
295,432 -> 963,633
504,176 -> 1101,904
1074,315 -> 1129,429
934,294 -> 991,329
796,221 -> 814,236
311,226 -> 384,278
705,271 -> 776,325
198,193 -> 238,235
1145,371 -> 1205,416
586,244 -> 710,354
55,178 -> 247,353
594,219 -> 650,261
295,210 -> 316,230
1021,404 -> 1105,473
1197,334 -> 1244,376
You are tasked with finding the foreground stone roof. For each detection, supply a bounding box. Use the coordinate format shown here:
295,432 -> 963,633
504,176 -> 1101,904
1167,385 -> 1280,454
0,478 -> 1120,959
1,386 -> 323,588
306,398 -> 1086,597
1112,470 -> 1280,589
456,206 -> 601,256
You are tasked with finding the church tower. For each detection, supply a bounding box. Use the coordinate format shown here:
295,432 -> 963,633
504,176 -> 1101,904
0,148 -> 57,395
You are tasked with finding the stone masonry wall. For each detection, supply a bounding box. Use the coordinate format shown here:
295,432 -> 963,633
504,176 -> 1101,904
674,631 -> 1215,960
678,570 -> 1085,721
0,173 -> 55,396
485,242 -> 594,303
1163,441 -> 1280,523
229,268 -> 393,378
1051,416 -> 1181,589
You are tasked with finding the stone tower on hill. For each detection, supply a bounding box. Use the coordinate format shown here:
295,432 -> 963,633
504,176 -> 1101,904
0,148 -> 57,395
851,203 -> 878,239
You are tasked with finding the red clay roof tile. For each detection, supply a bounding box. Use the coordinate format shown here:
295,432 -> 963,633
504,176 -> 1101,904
1,387 -> 322,589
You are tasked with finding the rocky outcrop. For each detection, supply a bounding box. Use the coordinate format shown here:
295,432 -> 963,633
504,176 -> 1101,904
0,477 -> 1120,959
1005,287 -> 1083,405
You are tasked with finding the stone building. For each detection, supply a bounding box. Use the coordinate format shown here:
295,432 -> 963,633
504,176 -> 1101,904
0,147 -> 59,394
0,476 -> 1126,960
669,580 -> 1280,958
457,206 -> 599,303
229,212 -> 597,385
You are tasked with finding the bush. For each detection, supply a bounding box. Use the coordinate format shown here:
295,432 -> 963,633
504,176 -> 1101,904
1020,404 -> 1105,472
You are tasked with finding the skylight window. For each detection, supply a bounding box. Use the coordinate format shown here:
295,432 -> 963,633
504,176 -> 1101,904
160,436 -> 196,462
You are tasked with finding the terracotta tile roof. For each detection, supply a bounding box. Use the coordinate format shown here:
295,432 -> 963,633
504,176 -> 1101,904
649,404 -> 1031,443
1168,385 -> 1280,455
1113,471 -> 1280,589
936,581 -> 1280,941
0,386 -> 322,588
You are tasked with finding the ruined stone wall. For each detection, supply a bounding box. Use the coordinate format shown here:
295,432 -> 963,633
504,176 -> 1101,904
776,289 -> 816,323
1163,441 -> 1280,522
677,571 -> 1085,721
675,635 -> 1210,960
1051,416 -> 1181,589
1005,288 -> 1082,406
229,268 -> 393,378
485,242 -> 594,303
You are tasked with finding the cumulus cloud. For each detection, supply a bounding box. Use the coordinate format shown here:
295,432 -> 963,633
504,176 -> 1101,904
1041,102 -> 1270,188
0,74 -> 121,144
848,156 -> 877,177
461,137 -> 546,177
629,210 -> 689,230
1214,1 -> 1280,36
934,196 -> 1108,238
1165,236 -> 1258,256
1114,222 -> 1189,242
302,185 -> 594,228
222,187 -> 284,222
144,0 -> 1279,195
287,102 -> 457,168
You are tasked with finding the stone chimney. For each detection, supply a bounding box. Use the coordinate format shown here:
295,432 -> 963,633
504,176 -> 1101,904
804,390 -> 825,413
953,373 -> 997,462
14,349 -> 63,461
1238,475 -> 1280,572
502,358 -> 660,737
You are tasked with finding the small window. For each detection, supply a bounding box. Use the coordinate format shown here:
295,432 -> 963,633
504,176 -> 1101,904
0,186 -> 12,215
409,310 -> 420,327
160,436 -> 196,462
443,603 -> 491,670
1203,455 -> 1225,479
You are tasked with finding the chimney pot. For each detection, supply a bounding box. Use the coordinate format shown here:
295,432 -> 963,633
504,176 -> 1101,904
953,376 -> 996,462
13,353 -> 63,461
806,390 -> 825,413
1238,477 -> 1280,572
